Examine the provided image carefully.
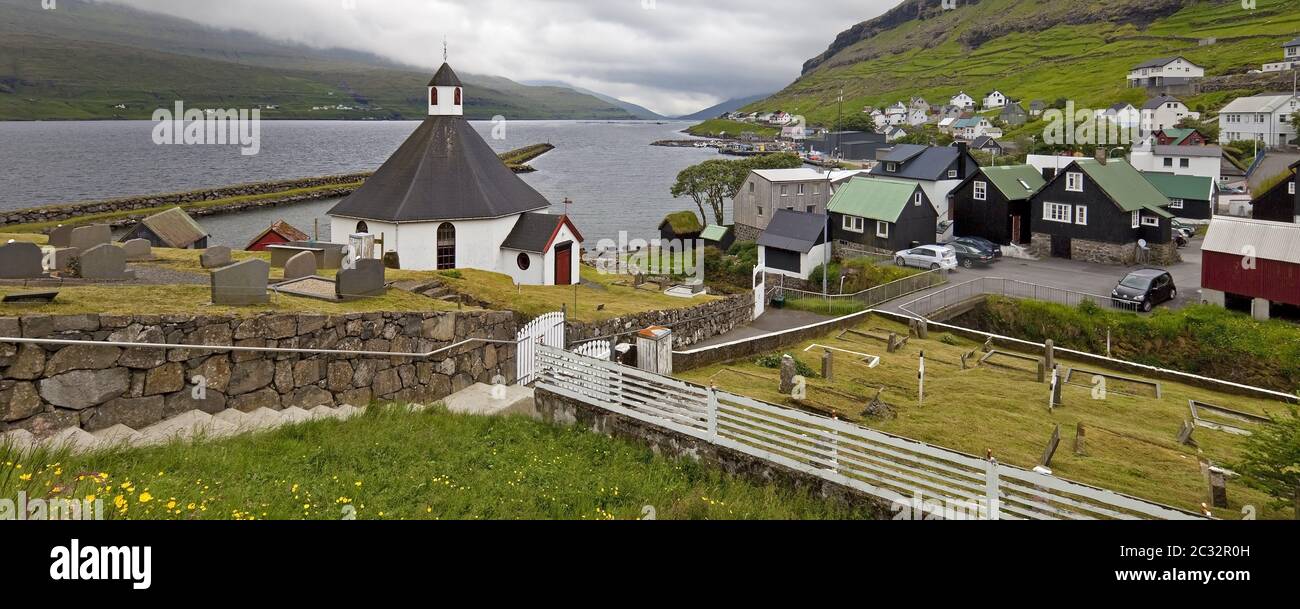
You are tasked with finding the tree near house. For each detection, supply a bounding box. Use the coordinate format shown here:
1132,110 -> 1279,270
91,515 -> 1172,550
837,113 -> 877,132
670,152 -> 802,226
1235,405 -> 1300,514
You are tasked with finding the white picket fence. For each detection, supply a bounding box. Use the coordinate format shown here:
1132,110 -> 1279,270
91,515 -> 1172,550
516,311 -> 566,385
572,339 -> 612,360
535,346 -> 1203,520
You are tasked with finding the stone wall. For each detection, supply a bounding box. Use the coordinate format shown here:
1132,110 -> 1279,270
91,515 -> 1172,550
733,223 -> 762,244
0,311 -> 515,437
1028,233 -> 1179,266
534,388 -> 892,518
673,310 -> 873,371
0,173 -> 371,229
565,293 -> 753,349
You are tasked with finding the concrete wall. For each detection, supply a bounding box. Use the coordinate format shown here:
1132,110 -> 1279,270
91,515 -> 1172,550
0,311 -> 515,437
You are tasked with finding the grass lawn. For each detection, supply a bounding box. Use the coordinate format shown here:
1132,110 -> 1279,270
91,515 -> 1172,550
0,406 -> 874,520
685,119 -> 779,139
677,315 -> 1294,519
387,265 -> 721,323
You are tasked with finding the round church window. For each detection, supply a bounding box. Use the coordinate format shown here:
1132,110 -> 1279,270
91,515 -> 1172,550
517,253 -> 531,271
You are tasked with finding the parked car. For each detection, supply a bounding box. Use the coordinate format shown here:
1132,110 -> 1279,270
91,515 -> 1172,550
1170,219 -> 1196,240
949,236 -> 1003,259
895,245 -> 959,271
945,241 -> 997,268
1111,269 -> 1177,312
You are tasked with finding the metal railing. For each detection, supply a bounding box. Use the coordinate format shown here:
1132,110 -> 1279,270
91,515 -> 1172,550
773,269 -> 949,311
900,277 -> 1141,318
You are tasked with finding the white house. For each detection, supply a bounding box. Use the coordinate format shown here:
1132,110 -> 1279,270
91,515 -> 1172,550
907,108 -> 929,127
1217,94 -> 1299,147
1097,103 -> 1141,130
1128,139 -> 1222,185
884,126 -> 908,143
756,209 -> 830,280
1141,95 -> 1199,133
983,90 -> 1008,110
327,62 -> 583,285
1128,56 -> 1205,88
950,92 -> 976,110
1262,36 -> 1300,72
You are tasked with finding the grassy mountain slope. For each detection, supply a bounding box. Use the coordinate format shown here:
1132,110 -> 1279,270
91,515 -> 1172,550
747,0 -> 1300,126
0,0 -> 636,120
677,93 -> 772,121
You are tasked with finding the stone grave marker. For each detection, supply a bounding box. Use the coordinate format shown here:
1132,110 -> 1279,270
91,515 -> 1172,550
70,225 -> 112,252
1044,339 -> 1055,373
1177,420 -> 1198,447
822,349 -> 833,382
337,258 -> 385,298
200,246 -> 233,269
779,355 -> 797,395
78,244 -> 131,280
122,239 -> 152,261
0,242 -> 45,279
211,259 -> 269,305
50,247 -> 79,272
283,251 -> 318,281
1038,424 -> 1061,469
48,225 -> 74,248
1074,422 -> 1087,456
1207,467 -> 1229,509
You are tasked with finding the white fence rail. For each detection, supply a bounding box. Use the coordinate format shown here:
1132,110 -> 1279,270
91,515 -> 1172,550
901,277 -> 1141,318
536,346 -> 1202,520
517,311 -> 566,385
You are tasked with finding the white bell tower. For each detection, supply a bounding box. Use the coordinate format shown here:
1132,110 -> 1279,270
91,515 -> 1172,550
428,41 -> 463,117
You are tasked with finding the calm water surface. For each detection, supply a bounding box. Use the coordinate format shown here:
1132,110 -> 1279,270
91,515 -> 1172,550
0,120 -> 718,246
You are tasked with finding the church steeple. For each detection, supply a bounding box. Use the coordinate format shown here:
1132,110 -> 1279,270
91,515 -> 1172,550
428,60 -> 463,117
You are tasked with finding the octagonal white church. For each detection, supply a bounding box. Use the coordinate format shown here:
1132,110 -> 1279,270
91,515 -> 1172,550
327,62 -> 583,285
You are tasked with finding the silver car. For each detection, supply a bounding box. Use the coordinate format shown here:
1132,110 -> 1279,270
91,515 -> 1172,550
895,245 -> 959,271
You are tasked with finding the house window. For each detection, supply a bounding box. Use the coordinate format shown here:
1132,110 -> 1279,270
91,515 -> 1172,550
876,222 -> 890,239
1163,158 -> 1174,167
1066,172 -> 1083,192
1290,181 -> 1296,195
517,253 -> 531,271
757,206 -> 764,217
1169,199 -> 1184,210
843,216 -> 865,233
1141,215 -> 1160,227
1131,211 -> 1140,229
780,185 -> 789,197
1179,158 -> 1190,168
812,185 -> 821,195
797,184 -> 806,196
973,181 -> 987,201
355,221 -> 369,234
806,205 -> 816,213
1044,202 -> 1072,223
1075,205 -> 1088,226
436,223 -> 456,270
914,192 -> 923,206
886,162 -> 897,172
947,170 -> 958,179
748,182 -> 754,193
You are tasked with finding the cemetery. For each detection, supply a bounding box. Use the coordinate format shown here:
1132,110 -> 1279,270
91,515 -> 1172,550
676,314 -> 1294,519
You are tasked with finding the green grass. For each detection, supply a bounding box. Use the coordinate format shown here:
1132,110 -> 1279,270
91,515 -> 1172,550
685,119 -> 780,139
0,405 -> 874,520
749,0 -> 1300,126
678,314 -> 1295,519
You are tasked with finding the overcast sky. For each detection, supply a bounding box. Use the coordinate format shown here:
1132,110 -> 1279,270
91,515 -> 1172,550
101,0 -> 899,116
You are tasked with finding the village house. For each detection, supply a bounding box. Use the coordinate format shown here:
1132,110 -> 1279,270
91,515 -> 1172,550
999,102 -> 1029,127
1141,95 -> 1199,133
950,164 -> 1046,246
1201,216 -> 1300,320
1249,160 -> 1298,223
732,167 -> 866,241
884,126 -> 908,143
1128,139 -> 1222,185
907,108 -> 929,127
1026,155 -> 1178,265
1218,94 -> 1299,148
1262,35 -> 1300,72
809,130 -> 889,162
950,92 -> 976,111
756,209 -> 829,280
1152,127 -> 1208,146
828,177 -> 938,252
983,90 -> 1009,110
869,143 -> 980,238
700,224 -> 736,252
963,135 -> 1006,157
1140,171 -> 1216,221
119,207 -> 209,250
1127,56 -> 1204,94
327,62 -> 583,285
659,211 -> 704,241
1098,103 -> 1141,131
1028,100 -> 1046,117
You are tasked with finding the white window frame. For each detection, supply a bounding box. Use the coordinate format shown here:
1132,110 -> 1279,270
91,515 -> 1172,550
842,215 -> 865,233
1289,181 -> 1296,195
757,206 -> 764,217
1131,211 -> 1140,229
886,162 -> 897,173
1065,172 -> 1083,192
797,184 -> 806,196
780,185 -> 789,197
973,181 -> 987,201
1075,205 -> 1088,226
1169,198 -> 1184,210
1044,202 -> 1072,223
914,192 -> 923,206
1141,215 -> 1161,227
947,169 -> 959,179
876,221 -> 890,239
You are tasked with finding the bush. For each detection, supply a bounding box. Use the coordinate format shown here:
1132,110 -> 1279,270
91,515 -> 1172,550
1235,406 -> 1300,509
808,257 -> 919,293
755,354 -> 818,378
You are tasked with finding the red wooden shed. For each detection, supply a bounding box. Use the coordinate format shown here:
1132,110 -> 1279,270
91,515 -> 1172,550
1201,217 -> 1300,309
245,220 -> 311,252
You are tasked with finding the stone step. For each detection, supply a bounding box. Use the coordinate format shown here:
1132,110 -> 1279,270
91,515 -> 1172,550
279,407 -> 313,425
92,424 -> 142,448
1,429 -> 35,453
241,408 -> 286,432
213,409 -> 249,426
46,427 -> 102,455
442,383 -> 538,419
137,411 -> 237,446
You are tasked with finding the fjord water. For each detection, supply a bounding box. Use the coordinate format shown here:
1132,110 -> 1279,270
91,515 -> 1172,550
0,120 -> 717,246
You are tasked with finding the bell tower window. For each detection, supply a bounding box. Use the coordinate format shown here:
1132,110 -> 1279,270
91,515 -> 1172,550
430,88 -> 438,105
455,87 -> 462,105
436,223 -> 456,270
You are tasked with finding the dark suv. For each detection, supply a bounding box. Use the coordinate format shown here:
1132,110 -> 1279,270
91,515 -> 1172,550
945,240 -> 996,268
1112,269 -> 1177,312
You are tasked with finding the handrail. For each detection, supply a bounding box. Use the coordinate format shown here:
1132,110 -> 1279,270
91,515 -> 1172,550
899,277 -> 1136,317
0,336 -> 516,360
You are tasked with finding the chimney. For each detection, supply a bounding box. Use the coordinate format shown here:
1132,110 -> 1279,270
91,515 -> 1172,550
956,142 -> 969,179
1095,148 -> 1107,166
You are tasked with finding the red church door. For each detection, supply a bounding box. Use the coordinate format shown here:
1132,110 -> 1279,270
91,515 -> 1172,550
555,243 -> 572,285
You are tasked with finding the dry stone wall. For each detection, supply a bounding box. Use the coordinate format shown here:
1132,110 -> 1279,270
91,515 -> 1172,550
0,311 -> 515,437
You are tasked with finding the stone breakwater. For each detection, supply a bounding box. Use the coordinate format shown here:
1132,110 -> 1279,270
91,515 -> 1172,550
0,310 -> 516,437
0,173 -> 372,229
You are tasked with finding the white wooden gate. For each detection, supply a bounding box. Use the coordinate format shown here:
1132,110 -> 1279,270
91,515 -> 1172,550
753,266 -> 766,319
516,310 -> 565,385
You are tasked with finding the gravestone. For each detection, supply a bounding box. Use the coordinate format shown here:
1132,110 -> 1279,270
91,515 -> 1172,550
1207,467 -> 1229,509
1050,365 -> 1063,408
200,246 -> 233,269
1177,421 -> 1198,447
283,251 -> 318,281
1044,339 -> 1055,373
0,242 -> 45,279
1039,425 -> 1061,469
122,239 -> 152,261
211,259 -> 270,305
50,248 -> 78,273
916,320 -> 929,340
48,225 -> 74,248
78,244 -> 131,280
70,225 -> 112,252
779,355 -> 797,395
887,332 -> 899,354
336,258 -> 385,298
822,350 -> 833,382
1074,422 -> 1087,456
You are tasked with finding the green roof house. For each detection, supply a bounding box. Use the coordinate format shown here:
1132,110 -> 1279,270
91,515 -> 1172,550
828,177 -> 937,251
1140,171 -> 1216,220
951,164 -> 1046,245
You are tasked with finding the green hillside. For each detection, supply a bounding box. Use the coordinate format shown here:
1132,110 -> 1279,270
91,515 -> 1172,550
745,0 -> 1300,127
0,0 -> 636,120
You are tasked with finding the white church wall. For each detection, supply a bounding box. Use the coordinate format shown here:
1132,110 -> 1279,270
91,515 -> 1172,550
498,249 -> 545,285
